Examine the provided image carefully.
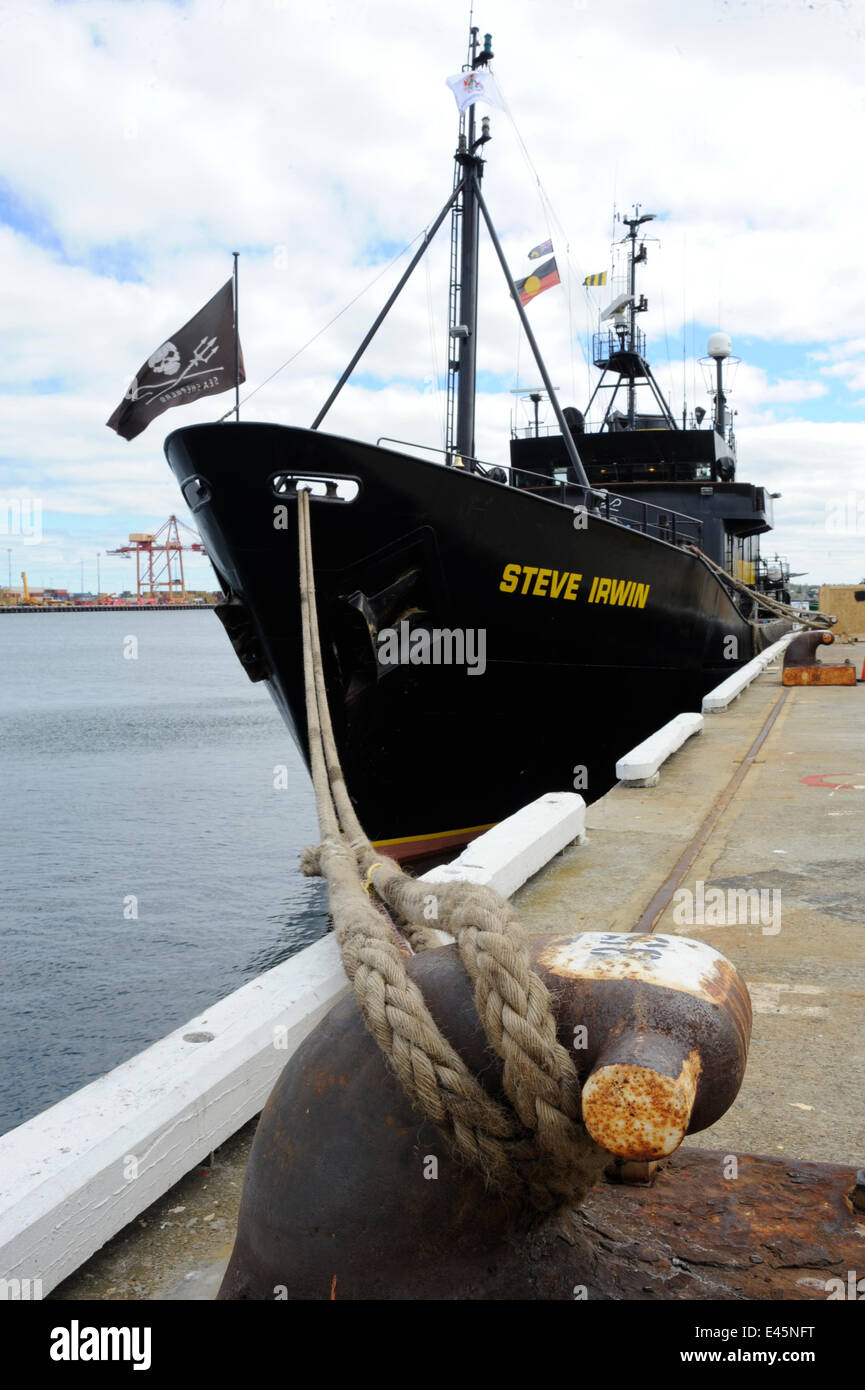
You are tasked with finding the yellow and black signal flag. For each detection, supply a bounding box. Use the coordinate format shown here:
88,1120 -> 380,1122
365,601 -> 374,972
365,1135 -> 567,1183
583,271 -> 607,287
515,256 -> 561,307
527,238 -> 553,260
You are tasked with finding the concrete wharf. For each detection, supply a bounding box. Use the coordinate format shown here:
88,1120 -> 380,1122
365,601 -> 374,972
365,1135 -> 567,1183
16,638 -> 865,1299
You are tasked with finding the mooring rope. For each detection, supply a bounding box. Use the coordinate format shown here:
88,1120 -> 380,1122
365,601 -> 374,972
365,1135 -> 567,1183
296,488 -> 607,1212
685,544 -> 835,632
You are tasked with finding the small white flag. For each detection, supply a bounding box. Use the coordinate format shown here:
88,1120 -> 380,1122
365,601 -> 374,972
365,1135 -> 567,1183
446,68 -> 504,113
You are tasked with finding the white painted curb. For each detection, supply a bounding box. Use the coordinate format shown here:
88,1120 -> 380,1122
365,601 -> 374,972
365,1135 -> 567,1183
0,790 -> 585,1295
422,792 -> 585,901
421,791 -> 585,945
702,632 -> 797,712
615,712 -> 704,784
0,935 -> 346,1297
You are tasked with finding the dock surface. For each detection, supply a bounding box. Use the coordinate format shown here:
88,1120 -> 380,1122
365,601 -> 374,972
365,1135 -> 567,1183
515,639 -> 864,1169
53,641 -> 865,1299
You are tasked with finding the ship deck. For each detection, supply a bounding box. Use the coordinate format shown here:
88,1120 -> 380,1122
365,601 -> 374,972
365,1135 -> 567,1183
51,640 -> 865,1300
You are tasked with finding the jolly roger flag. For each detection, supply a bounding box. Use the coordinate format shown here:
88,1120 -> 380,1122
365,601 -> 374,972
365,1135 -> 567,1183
106,279 -> 244,441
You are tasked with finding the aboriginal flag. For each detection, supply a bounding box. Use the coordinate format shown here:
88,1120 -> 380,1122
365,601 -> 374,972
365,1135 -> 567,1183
514,256 -> 561,306
527,238 -> 553,260
107,280 -> 244,441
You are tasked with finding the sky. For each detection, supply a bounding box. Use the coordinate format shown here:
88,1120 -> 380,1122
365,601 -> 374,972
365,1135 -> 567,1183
1,0 -> 864,592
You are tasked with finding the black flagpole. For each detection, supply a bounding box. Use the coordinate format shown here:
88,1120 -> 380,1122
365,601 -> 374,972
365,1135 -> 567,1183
232,251 -> 240,422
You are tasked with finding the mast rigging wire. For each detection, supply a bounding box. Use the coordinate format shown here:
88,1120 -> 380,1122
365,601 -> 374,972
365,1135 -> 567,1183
424,247 -> 447,450
217,229 -> 428,420
492,77 -> 589,402
659,284 -> 674,414
684,284 -> 694,419
227,60 -> 597,426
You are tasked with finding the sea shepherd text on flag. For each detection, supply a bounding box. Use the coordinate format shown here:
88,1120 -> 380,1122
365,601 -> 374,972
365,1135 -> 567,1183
107,280 -> 244,441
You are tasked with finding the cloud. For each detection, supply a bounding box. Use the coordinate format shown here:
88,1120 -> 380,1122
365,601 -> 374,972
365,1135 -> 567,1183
735,421 -> 865,581
818,351 -> 865,395
1,0 -> 864,593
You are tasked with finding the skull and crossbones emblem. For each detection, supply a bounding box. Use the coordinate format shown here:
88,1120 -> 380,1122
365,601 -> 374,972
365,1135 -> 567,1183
147,341 -> 181,376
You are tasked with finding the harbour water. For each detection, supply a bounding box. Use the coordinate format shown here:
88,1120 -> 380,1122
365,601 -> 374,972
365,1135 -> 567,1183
0,610 -> 326,1137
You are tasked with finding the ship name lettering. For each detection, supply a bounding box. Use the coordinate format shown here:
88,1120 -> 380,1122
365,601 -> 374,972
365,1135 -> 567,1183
499,563 -> 582,599
499,563 -> 649,607
587,576 -> 650,608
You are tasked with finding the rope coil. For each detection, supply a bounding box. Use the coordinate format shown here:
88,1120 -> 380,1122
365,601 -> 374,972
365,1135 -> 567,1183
295,487 -> 606,1212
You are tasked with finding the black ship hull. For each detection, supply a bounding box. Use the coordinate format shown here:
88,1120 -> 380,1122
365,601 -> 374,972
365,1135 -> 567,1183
165,421 -> 785,860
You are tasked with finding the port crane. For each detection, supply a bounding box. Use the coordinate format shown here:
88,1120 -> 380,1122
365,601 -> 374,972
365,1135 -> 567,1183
108,515 -> 206,601
19,571 -> 38,605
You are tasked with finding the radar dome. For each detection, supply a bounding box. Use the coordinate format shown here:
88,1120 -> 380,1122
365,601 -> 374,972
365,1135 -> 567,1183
707,331 -> 732,359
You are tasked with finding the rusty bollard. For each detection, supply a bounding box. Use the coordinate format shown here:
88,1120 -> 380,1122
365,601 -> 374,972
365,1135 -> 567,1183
219,931 -> 750,1300
782,630 -> 856,685
538,933 -> 751,1160
849,1170 -> 865,1214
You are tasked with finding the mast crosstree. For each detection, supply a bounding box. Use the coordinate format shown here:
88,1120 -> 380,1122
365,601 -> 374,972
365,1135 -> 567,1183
585,208 -> 679,432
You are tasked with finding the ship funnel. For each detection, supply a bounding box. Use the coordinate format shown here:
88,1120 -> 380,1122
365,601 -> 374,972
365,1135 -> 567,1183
707,331 -> 732,360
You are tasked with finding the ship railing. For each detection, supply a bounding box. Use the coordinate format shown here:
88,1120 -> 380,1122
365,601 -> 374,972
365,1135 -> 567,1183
592,327 -> 647,368
376,437 -> 494,470
377,436 -> 581,490
375,437 -> 702,546
510,424 -> 559,439
596,492 -> 703,547
485,465 -> 703,547
377,436 -> 570,492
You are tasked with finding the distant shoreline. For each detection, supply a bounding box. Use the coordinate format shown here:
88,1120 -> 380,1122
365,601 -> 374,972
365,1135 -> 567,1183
0,603 -> 217,614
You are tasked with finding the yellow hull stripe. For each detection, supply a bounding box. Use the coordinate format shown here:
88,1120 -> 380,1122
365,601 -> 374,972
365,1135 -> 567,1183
372,821 -> 496,848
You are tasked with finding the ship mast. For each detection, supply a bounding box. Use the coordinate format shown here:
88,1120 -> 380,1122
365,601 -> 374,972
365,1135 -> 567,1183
709,332 -> 730,437
313,27 -> 591,491
447,27 -> 492,464
583,205 -> 679,434
622,210 -> 653,428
